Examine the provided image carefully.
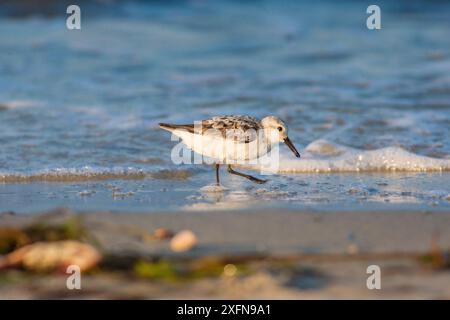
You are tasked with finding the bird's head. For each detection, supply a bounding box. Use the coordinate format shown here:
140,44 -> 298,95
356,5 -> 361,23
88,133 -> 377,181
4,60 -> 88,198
261,116 -> 301,158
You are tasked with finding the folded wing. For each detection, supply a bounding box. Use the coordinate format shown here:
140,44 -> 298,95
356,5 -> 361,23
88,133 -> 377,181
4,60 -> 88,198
160,115 -> 262,144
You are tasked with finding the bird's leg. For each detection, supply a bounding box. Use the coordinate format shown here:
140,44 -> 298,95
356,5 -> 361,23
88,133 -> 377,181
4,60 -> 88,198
227,165 -> 267,184
215,163 -> 220,185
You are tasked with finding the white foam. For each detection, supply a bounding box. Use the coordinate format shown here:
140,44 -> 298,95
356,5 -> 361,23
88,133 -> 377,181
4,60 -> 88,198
0,166 -> 146,182
257,140 -> 450,173
200,184 -> 229,193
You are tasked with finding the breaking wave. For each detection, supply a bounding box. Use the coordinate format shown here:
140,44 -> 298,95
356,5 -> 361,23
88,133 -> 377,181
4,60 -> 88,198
268,140 -> 450,173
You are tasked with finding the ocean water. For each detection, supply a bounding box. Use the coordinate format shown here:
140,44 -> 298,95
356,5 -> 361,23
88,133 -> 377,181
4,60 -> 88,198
0,0 -> 449,213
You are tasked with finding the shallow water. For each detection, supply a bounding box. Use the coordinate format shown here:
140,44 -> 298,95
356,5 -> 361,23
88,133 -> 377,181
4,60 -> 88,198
0,0 -> 449,213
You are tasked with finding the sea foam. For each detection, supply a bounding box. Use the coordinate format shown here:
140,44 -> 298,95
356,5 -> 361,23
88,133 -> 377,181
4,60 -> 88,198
0,166 -> 196,183
0,167 -> 147,183
257,140 -> 450,173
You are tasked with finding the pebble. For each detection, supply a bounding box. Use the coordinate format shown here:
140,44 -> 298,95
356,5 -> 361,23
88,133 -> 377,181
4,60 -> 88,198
347,244 -> 359,255
170,230 -> 198,252
223,264 -> 237,277
154,228 -> 174,240
143,228 -> 174,241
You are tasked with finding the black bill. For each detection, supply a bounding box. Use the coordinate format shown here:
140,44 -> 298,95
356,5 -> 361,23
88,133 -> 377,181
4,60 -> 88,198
284,137 -> 301,158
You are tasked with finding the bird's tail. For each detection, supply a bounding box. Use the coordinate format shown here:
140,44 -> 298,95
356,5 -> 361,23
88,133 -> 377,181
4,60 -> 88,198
159,123 -> 195,134
159,123 -> 177,132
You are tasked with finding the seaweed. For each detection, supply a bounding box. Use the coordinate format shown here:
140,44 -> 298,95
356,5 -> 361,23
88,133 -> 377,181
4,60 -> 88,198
0,217 -> 90,255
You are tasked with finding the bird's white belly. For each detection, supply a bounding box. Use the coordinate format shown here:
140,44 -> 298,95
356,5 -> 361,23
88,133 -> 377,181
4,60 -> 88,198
173,130 -> 269,163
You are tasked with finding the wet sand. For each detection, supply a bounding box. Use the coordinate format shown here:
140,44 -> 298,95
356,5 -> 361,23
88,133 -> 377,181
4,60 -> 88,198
1,208 -> 450,299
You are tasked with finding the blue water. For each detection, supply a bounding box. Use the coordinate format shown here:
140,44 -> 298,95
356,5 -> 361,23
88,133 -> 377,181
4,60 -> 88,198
0,0 -> 449,213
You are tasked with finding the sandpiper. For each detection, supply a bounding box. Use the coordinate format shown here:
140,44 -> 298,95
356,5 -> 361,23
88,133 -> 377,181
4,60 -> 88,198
159,115 -> 301,184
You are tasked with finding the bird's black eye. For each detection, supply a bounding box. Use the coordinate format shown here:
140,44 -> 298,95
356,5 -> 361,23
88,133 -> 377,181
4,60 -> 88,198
277,126 -> 283,132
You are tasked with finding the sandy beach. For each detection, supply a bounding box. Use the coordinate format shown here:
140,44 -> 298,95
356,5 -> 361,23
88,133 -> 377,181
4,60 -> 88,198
1,208 -> 449,299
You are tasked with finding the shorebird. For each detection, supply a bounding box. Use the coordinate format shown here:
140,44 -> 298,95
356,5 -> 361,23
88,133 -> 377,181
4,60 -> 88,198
159,115 -> 300,184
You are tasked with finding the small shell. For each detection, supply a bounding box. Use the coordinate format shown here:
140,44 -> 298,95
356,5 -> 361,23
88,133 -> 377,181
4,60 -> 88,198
153,228 -> 174,240
170,230 -> 198,252
3,240 -> 101,272
142,228 -> 174,241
